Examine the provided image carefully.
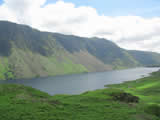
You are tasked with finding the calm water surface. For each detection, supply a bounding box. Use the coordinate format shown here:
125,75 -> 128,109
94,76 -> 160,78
0,67 -> 159,95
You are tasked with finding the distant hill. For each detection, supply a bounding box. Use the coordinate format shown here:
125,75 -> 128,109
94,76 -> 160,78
128,50 -> 160,66
0,21 -> 160,80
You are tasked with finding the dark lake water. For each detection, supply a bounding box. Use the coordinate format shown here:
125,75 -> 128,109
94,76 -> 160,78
0,67 -> 159,95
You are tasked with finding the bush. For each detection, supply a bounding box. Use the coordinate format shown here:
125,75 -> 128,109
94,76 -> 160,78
145,104 -> 160,117
110,92 -> 139,103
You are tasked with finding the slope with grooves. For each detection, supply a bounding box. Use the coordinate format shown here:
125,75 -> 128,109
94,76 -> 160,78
0,21 -> 160,80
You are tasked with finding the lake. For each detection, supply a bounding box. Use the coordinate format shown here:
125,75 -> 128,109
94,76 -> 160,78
0,67 -> 159,95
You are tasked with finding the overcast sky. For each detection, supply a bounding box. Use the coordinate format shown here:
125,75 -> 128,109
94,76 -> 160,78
0,0 -> 160,52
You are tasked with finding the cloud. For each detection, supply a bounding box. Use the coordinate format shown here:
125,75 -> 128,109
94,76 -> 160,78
0,0 -> 160,52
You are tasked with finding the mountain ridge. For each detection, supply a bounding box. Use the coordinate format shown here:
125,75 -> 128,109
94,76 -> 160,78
0,21 -> 160,80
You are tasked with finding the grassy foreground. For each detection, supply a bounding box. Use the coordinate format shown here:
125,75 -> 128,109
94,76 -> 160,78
108,71 -> 160,105
0,71 -> 160,120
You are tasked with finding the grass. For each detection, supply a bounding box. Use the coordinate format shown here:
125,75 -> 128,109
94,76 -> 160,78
108,71 -> 160,105
1,71 -> 160,119
0,57 -> 14,80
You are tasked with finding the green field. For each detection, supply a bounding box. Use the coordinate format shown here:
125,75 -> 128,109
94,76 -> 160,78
0,71 -> 160,120
108,71 -> 160,105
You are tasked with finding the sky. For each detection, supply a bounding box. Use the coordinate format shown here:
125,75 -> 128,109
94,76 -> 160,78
46,0 -> 160,17
0,0 -> 160,52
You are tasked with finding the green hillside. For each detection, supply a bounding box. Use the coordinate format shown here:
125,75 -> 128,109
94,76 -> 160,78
0,71 -> 160,120
0,21 -> 160,80
108,71 -> 160,105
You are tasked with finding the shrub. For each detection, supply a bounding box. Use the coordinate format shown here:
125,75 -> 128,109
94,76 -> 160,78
145,104 -> 160,117
110,92 -> 139,103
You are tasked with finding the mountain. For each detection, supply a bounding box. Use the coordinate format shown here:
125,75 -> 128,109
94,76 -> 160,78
128,50 -> 160,66
0,21 -> 160,80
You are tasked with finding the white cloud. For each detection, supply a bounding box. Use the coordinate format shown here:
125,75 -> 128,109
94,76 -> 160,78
0,0 -> 160,52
